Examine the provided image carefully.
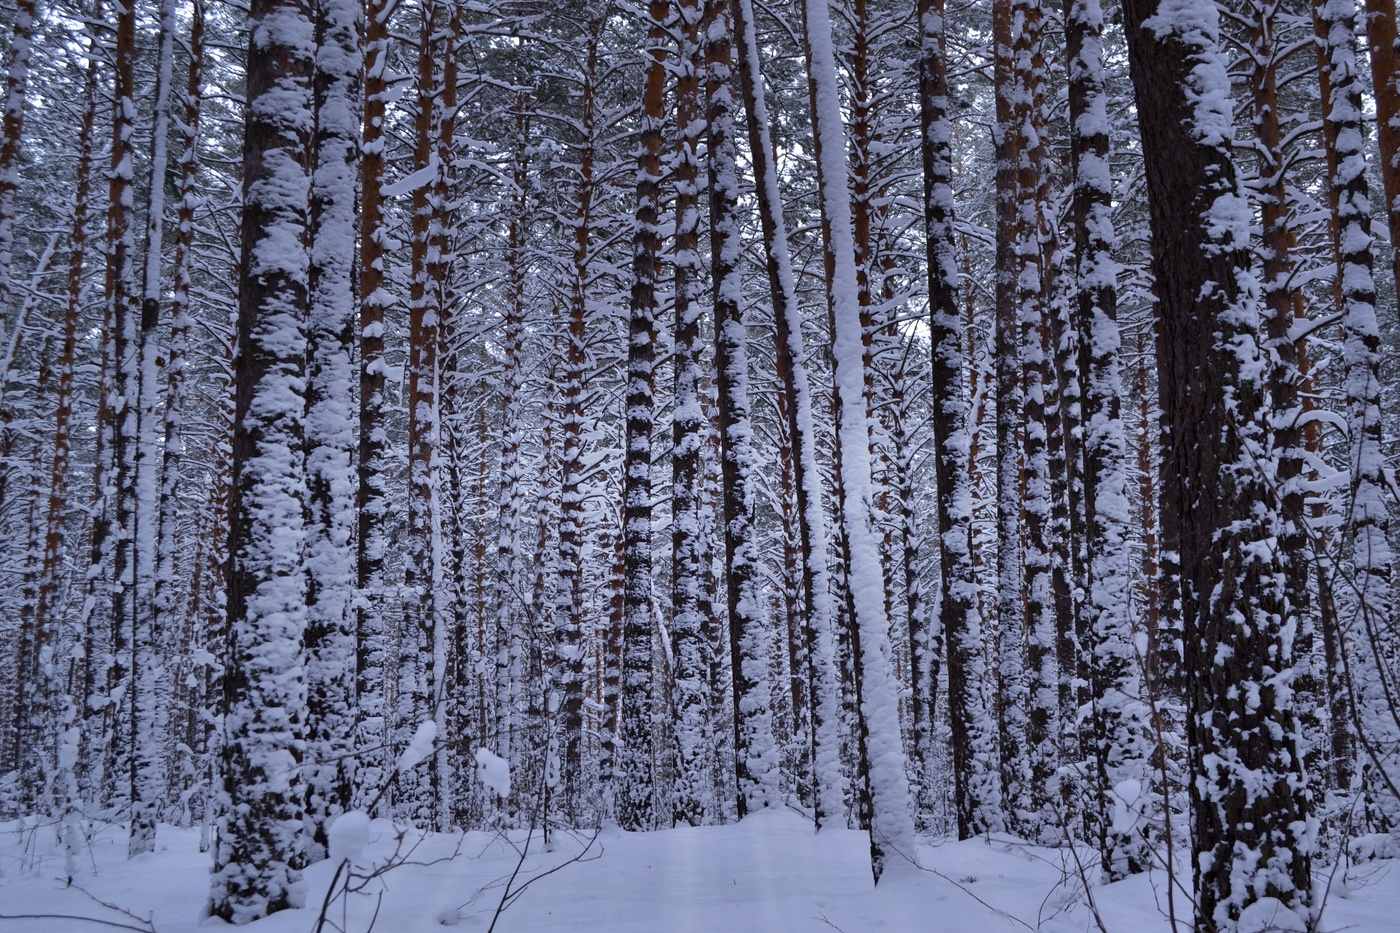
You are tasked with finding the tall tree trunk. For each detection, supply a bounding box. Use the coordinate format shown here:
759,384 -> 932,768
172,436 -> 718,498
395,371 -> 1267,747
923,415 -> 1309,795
801,0 -> 916,881
493,91 -> 533,806
555,19 -> 602,825
732,0 -> 843,828
304,0 -> 362,857
151,0 -> 205,825
990,0 -> 1026,832
1364,0 -> 1400,289
35,16 -> 102,827
918,0 -> 999,840
615,0 -> 668,832
129,0 -> 179,858
707,0 -> 778,818
671,0 -> 716,828
1067,0 -> 1150,879
1122,2 -> 1314,926
0,0 -> 36,309
102,0 -> 140,817
1318,0 -> 1400,843
211,0 -> 315,919
355,0 -> 393,810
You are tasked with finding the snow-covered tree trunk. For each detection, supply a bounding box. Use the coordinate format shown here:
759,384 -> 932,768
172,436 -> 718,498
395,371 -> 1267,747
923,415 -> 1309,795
152,0 -> 206,831
1009,0 -> 1058,841
555,18 -> 603,827
102,0 -> 140,817
129,0 -> 178,858
706,0 -> 778,818
1243,0 -> 1311,677
800,0 -> 915,880
1363,0 -> 1400,289
616,0 -> 668,833
732,0 -> 843,828
0,0 -> 36,310
1316,0 -> 1400,845
1122,0 -> 1315,926
34,18 -> 101,827
1066,0 -> 1150,879
303,0 -> 362,857
670,0 -> 716,828
918,0 -> 1000,840
990,0 -> 1027,833
493,91 -> 534,808
355,0 -> 393,811
211,0 -> 315,919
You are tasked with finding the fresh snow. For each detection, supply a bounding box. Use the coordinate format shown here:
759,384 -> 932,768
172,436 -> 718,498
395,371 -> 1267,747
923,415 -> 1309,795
2,814 -> 1397,931
326,811 -> 371,865
474,748 -> 511,799
397,720 -> 438,774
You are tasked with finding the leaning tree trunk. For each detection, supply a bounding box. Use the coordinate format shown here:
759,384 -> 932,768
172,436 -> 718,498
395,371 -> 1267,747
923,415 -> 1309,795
706,0 -> 779,818
801,0 -> 916,882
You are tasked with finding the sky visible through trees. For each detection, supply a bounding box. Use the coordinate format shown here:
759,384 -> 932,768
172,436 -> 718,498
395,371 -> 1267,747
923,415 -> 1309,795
0,0 -> 1397,930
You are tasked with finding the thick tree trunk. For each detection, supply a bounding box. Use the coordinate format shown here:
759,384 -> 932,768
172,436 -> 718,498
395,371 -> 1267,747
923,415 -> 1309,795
1122,2 -> 1314,927
303,0 -> 362,856
211,0 -> 315,919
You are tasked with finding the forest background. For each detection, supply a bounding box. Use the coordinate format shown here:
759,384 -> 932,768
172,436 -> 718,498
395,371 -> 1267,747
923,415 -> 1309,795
0,0 -> 1397,930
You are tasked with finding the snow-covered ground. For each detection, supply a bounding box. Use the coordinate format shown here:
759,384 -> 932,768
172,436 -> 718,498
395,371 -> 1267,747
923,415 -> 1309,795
1,811 -> 1395,931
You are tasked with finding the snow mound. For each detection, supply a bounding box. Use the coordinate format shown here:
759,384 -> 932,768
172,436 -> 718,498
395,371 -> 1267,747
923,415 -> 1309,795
1237,896 -> 1307,933
327,810 -> 371,864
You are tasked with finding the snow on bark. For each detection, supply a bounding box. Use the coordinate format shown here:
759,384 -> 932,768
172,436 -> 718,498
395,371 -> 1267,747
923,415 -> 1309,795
129,0 -> 179,859
211,0 -> 316,921
918,0 -> 1000,841
304,0 -> 363,858
354,0 -> 393,813
1067,0 -> 1151,880
670,0 -> 716,829
707,0 -> 779,818
615,0 -> 668,834
553,18 -> 603,826
732,0 -> 843,829
493,92 -> 534,816
1122,0 -> 1315,925
1315,0 -> 1400,847
800,0 -> 915,880
0,0 -> 36,310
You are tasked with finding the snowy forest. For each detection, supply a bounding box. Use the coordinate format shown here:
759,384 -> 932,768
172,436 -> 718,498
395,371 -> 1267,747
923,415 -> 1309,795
0,0 -> 1398,930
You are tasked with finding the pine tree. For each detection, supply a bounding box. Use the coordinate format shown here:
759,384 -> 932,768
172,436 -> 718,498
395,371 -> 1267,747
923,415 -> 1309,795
211,0 -> 316,919
1066,0 -> 1150,878
801,0 -> 916,881
918,0 -> 999,840
1122,0 -> 1315,926
707,0 -> 778,817
304,0 -> 362,856
670,0 -> 716,829
615,0 -> 669,833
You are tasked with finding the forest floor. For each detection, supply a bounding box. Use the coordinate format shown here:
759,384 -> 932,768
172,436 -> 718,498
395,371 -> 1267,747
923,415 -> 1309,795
1,808 -> 1396,932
